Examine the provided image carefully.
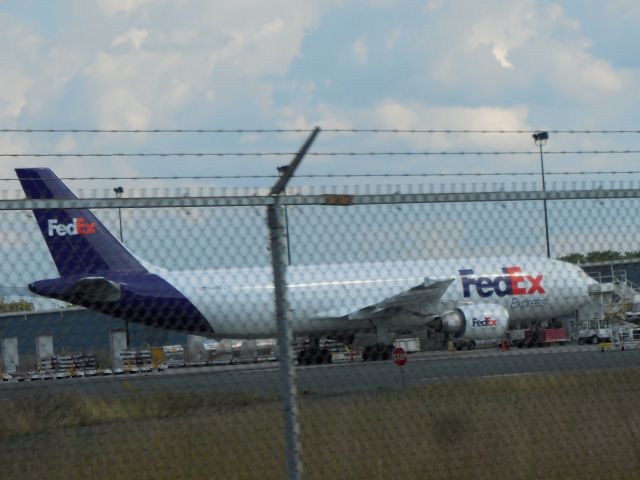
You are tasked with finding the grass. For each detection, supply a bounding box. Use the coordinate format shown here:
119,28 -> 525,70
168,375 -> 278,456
3,368 -> 640,479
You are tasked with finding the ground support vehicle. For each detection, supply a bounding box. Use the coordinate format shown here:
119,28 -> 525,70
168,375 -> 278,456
393,337 -> 421,353
606,323 -> 640,351
511,327 -> 569,348
578,326 -> 612,345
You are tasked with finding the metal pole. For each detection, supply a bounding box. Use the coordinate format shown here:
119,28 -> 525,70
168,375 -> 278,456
117,207 -> 124,243
533,132 -> 551,258
114,186 -> 128,346
283,189 -> 291,265
277,168 -> 294,265
269,198 -> 302,480
268,127 -> 319,480
540,143 -> 551,258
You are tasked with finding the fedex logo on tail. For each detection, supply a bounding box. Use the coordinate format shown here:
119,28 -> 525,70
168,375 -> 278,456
47,218 -> 96,237
459,266 -> 544,298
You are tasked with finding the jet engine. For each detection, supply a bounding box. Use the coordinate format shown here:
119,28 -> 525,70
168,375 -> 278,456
434,304 -> 509,340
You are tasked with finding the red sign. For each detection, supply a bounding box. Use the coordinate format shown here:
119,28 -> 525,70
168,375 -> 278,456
392,347 -> 407,367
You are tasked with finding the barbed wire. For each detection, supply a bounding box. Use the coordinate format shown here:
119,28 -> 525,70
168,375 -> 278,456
1,150 -> 640,158
1,128 -> 640,134
1,170 -> 640,182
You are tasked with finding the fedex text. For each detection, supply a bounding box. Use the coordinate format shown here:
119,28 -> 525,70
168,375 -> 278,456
459,266 -> 545,298
472,315 -> 497,327
47,218 -> 96,237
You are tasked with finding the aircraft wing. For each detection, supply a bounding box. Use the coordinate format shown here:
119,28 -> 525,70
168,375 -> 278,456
315,277 -> 454,321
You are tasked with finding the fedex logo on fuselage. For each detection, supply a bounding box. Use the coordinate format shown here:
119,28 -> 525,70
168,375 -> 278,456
47,218 -> 96,237
459,266 -> 545,298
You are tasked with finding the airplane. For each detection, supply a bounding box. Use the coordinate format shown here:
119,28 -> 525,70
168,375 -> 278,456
16,167 -> 597,362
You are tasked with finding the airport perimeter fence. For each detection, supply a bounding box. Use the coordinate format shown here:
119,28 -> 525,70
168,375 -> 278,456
3,186 -> 640,478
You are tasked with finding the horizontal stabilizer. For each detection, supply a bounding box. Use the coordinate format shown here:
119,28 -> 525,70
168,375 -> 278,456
29,276 -> 121,303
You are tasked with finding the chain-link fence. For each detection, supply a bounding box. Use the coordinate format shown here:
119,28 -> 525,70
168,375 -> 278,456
2,175 -> 640,479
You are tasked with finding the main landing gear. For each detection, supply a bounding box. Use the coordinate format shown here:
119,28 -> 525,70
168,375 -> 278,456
361,343 -> 394,361
296,347 -> 332,365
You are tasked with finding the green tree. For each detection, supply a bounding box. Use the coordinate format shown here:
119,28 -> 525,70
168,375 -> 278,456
559,253 -> 586,264
585,250 -> 623,263
559,250 -> 640,264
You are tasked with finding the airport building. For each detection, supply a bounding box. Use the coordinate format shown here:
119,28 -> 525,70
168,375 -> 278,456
0,307 -> 188,355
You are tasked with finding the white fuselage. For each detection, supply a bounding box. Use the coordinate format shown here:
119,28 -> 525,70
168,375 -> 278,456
155,256 -> 595,338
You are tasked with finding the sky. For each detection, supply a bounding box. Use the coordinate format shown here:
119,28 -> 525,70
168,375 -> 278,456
0,0 -> 639,193
0,0 -> 638,312
0,0 -> 640,297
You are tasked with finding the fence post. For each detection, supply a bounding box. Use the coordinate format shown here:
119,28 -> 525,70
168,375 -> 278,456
268,197 -> 302,480
268,126 -> 320,480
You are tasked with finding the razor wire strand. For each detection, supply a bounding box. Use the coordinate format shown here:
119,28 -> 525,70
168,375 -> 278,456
2,150 -> 640,158
2,128 -> 640,134
2,170 -> 640,182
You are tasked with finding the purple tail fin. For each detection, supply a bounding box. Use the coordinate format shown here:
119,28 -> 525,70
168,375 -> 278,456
16,168 -> 147,277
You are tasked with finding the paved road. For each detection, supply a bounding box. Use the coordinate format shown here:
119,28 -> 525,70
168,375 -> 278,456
2,345 -> 639,399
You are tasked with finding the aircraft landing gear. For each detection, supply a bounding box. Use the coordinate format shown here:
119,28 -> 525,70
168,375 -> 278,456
296,346 -> 332,365
362,343 -> 394,361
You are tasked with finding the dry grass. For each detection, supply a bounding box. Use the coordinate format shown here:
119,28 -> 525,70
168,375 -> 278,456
2,368 -> 640,479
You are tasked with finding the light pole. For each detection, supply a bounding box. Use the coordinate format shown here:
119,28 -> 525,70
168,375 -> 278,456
277,166 -> 292,265
113,186 -> 124,242
532,131 -> 550,258
113,186 -> 129,346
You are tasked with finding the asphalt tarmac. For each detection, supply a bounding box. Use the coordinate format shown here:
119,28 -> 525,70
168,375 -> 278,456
2,345 -> 638,399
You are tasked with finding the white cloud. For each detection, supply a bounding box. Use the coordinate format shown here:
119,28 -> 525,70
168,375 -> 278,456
55,135 -> 79,154
254,18 -> 285,40
545,48 -> 627,101
66,2 -> 329,129
491,45 -> 514,69
421,0 -> 634,107
464,1 -> 537,56
423,0 -> 443,14
93,86 -> 152,130
385,29 -> 401,51
96,0 -> 152,16
275,99 -> 532,162
371,100 -> 531,149
112,29 -> 149,50
0,71 -> 32,119
352,37 -> 368,64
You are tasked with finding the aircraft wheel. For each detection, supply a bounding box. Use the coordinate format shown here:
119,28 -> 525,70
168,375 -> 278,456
369,346 -> 380,361
382,345 -> 393,361
303,351 -> 314,365
362,346 -> 371,361
322,349 -> 332,364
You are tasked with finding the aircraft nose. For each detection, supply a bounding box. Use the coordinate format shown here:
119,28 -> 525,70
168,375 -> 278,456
579,268 -> 599,297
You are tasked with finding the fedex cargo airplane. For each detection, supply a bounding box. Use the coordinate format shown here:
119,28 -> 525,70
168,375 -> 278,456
16,168 -> 596,362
